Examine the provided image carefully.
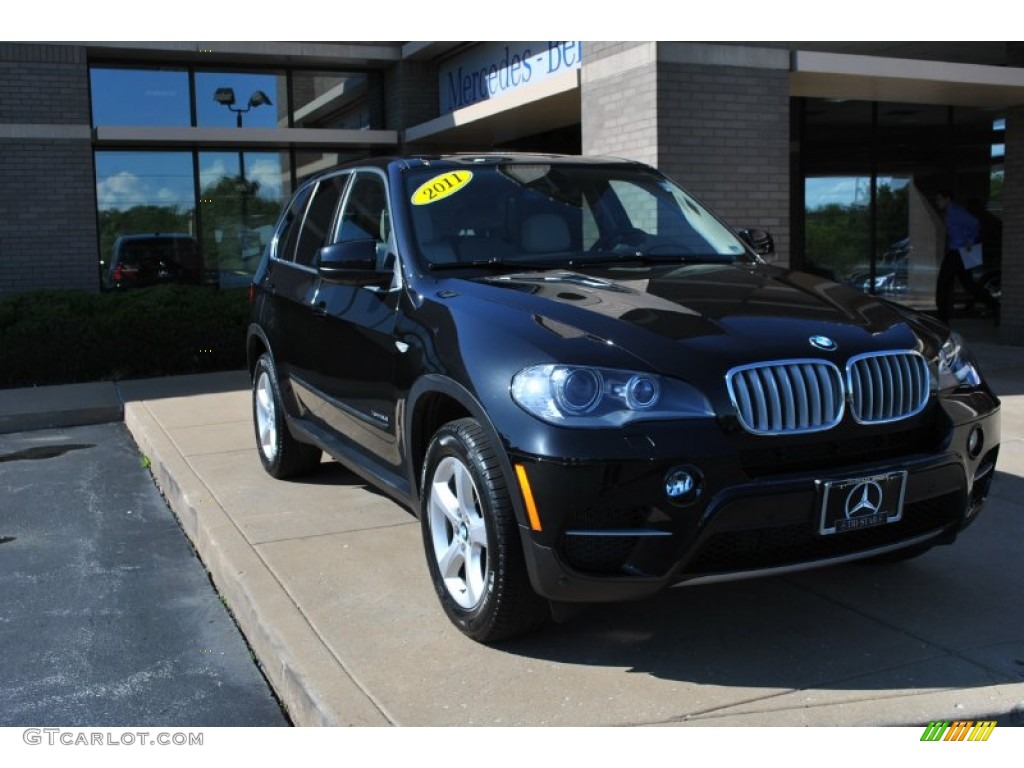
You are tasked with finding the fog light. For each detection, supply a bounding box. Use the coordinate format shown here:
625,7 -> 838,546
665,466 -> 702,505
967,426 -> 983,459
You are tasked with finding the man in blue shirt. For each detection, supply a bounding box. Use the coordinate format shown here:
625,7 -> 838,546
934,190 -> 999,325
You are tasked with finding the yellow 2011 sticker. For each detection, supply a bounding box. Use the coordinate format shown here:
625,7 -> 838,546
411,170 -> 473,205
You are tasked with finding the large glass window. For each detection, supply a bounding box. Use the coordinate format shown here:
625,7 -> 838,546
800,99 -> 1004,317
89,63 -> 382,292
89,64 -> 380,131
805,176 -> 923,305
291,71 -> 370,129
198,151 -> 290,287
292,150 -> 364,185
95,151 -> 197,288
90,68 -> 191,127
803,175 -> 871,283
195,71 -> 285,129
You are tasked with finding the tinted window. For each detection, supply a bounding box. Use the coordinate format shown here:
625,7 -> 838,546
198,150 -> 290,286
94,151 -> 195,275
90,68 -> 191,127
195,71 -> 283,128
295,175 -> 348,267
291,71 -> 371,129
274,186 -> 312,262
337,173 -> 389,245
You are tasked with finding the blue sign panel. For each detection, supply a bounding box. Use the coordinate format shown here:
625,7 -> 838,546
439,41 -> 582,114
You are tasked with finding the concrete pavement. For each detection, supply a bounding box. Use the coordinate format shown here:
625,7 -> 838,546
3,318 -> 1024,725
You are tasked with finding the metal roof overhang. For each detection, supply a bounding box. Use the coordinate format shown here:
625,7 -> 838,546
792,51 -> 1024,108
404,69 -> 580,147
92,126 -> 399,149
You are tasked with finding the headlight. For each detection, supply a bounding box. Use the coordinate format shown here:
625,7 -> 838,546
510,364 -> 713,427
937,332 -> 982,390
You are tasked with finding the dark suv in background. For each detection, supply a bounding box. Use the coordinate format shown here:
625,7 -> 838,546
103,233 -> 203,290
247,154 -> 1000,643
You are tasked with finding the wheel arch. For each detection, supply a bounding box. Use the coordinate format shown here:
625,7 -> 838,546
246,323 -> 272,378
406,375 -> 529,528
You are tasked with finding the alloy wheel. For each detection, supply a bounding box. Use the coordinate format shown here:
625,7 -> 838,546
427,455 -> 489,610
255,370 -> 277,462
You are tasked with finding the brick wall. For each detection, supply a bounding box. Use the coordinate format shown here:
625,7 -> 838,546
0,140 -> 98,294
582,43 -> 790,264
656,60 -> 790,265
0,43 -> 98,296
0,44 -> 89,124
1000,106 -> 1024,344
386,60 -> 439,139
581,42 -> 658,166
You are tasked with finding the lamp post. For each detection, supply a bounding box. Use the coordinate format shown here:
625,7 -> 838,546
213,88 -> 272,270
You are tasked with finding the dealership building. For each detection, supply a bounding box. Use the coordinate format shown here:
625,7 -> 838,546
3,41 -> 1024,341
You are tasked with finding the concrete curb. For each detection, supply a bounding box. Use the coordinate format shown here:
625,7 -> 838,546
125,400 -> 391,727
0,381 -> 122,435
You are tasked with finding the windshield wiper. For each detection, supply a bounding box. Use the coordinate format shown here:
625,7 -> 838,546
569,252 -> 735,267
427,258 -> 565,272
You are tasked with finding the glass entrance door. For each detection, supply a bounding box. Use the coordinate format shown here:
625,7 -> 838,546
799,99 -> 1004,319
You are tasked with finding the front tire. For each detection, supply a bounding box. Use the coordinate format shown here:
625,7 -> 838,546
252,353 -> 322,479
420,418 -> 548,643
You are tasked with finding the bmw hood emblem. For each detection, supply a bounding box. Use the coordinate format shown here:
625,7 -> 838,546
809,335 -> 837,351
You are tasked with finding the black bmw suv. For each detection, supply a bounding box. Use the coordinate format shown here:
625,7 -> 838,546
248,154 -> 1000,642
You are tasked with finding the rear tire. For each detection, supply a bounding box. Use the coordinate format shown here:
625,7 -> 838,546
420,418 -> 549,643
252,353 -> 322,479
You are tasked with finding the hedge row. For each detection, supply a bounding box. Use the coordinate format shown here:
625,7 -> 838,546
0,286 -> 250,388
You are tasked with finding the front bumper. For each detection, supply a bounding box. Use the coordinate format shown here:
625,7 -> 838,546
513,400 -> 1000,603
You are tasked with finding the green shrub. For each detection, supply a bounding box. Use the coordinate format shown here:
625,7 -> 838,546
0,285 -> 249,388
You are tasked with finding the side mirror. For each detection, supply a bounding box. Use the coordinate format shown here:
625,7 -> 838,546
737,228 -> 775,259
317,240 -> 387,286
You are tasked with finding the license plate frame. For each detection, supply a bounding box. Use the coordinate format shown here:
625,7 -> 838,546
817,471 -> 908,536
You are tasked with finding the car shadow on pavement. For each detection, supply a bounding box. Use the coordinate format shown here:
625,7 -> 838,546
285,460 -> 404,504
495,471 -> 1024,699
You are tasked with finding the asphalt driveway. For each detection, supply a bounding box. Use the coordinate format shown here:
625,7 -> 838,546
0,423 -> 288,726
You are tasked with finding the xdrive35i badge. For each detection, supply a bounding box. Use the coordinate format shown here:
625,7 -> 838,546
809,335 -> 837,351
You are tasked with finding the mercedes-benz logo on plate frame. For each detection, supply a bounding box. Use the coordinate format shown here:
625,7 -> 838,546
844,480 -> 883,520
809,335 -> 837,351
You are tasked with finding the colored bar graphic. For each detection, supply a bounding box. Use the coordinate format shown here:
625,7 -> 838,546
968,721 -> 997,741
920,720 -> 996,742
944,721 -> 972,741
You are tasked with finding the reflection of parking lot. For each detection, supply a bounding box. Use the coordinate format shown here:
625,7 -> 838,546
842,238 -> 1000,315
217,269 -> 256,289
209,224 -> 272,282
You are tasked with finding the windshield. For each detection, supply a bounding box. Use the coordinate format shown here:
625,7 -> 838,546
403,162 -> 751,269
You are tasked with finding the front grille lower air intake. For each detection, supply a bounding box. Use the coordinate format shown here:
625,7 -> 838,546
726,360 -> 844,435
847,351 -> 930,424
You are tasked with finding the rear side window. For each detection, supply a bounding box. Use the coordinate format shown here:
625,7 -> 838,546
273,185 -> 312,263
295,174 -> 349,267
